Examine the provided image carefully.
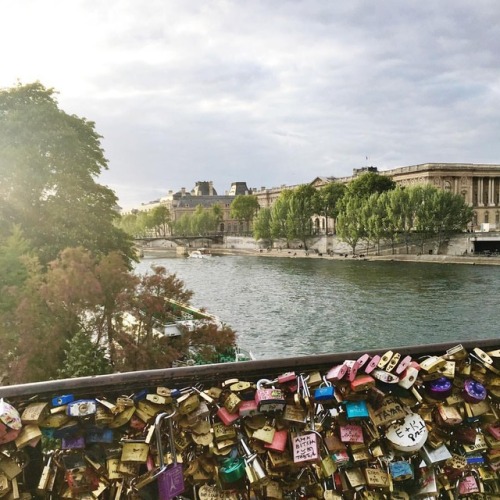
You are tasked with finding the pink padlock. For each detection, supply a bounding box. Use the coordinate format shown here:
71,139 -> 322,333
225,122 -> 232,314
264,429 -> 288,453
326,364 -> 347,382
364,355 -> 381,374
343,359 -> 361,382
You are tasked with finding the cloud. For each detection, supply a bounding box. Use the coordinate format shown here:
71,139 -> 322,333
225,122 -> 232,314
2,0 -> 500,209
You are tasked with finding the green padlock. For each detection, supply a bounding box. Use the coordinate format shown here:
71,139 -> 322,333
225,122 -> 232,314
219,457 -> 246,483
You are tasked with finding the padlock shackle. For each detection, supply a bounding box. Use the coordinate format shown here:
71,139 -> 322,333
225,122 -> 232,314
155,409 -> 177,470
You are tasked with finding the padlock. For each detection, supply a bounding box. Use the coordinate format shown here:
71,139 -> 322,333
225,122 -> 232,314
369,396 -> 406,427
238,433 -> 270,487
457,470 -> 482,496
420,355 -> 447,373
371,368 -> 399,384
343,359 -> 361,382
339,424 -> 364,444
238,399 -> 259,417
255,379 -> 286,412
292,430 -> 320,463
21,402 -> 49,425
314,378 -> 335,402
326,364 -> 347,382
426,376 -> 453,399
462,378 -> 487,403
386,412 -> 428,452
386,352 -> 401,373
389,459 -> 414,481
264,428 -> 288,452
155,410 -> 186,499
419,443 -> 452,466
66,399 -> 97,417
350,374 -> 375,392
252,424 -> 276,444
344,400 -> 369,419
364,462 -> 390,489
363,354 -> 381,374
395,354 -> 412,375
397,362 -> 420,389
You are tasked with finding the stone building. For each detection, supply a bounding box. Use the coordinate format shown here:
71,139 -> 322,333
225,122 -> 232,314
379,163 -> 500,230
162,181 -> 251,234
254,163 -> 500,233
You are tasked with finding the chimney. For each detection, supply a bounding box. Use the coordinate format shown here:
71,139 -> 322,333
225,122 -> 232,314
181,187 -> 186,196
209,181 -> 214,196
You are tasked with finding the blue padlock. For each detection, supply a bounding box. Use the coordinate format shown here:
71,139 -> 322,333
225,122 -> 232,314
344,400 -> 369,419
51,394 -> 74,407
314,378 -> 335,402
389,460 -> 414,481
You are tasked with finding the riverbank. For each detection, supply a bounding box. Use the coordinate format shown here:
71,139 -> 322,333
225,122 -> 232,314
216,246 -> 500,266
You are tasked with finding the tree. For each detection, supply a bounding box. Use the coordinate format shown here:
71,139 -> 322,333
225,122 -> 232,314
314,182 -> 346,234
0,82 -> 135,265
336,196 -> 366,255
149,205 -> 171,237
287,184 -> 317,250
230,195 -> 259,233
270,190 -> 293,247
58,330 -> 112,378
347,172 -> 396,199
253,208 -> 273,245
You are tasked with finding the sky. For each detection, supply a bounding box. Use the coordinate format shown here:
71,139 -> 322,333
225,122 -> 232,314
2,1 -> 499,210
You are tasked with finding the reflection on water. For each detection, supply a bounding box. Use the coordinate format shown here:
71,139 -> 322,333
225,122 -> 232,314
135,256 -> 500,360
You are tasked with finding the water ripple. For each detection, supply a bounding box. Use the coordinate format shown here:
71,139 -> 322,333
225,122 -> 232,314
136,256 -> 500,360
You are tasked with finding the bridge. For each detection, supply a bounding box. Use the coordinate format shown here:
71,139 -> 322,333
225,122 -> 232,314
134,233 -> 224,246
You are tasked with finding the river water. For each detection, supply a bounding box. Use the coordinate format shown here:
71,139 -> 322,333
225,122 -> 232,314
135,256 -> 500,360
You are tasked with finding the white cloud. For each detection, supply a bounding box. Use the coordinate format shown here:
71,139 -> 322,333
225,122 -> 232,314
2,0 -> 500,209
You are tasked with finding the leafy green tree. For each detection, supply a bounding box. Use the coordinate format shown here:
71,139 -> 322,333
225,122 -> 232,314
230,195 -> 259,233
253,207 -> 273,245
173,213 -> 192,236
287,184 -> 317,250
337,196 -> 366,255
314,182 -> 346,234
149,205 -> 171,237
0,82 -> 135,265
431,189 -> 473,253
58,330 -> 112,378
377,191 -> 400,254
386,188 -> 414,254
347,172 -> 395,199
211,204 -> 223,232
270,190 -> 293,247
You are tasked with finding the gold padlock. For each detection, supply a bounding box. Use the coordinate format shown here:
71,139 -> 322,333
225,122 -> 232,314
120,442 -> 149,463
21,402 -> 49,425
364,466 -> 390,488
177,393 -> 200,415
420,356 -> 446,373
252,425 -> 275,444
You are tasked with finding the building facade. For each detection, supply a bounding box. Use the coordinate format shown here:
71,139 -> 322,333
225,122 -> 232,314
380,163 -> 500,230
162,181 -> 252,234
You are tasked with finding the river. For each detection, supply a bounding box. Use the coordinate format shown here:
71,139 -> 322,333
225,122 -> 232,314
135,255 -> 500,360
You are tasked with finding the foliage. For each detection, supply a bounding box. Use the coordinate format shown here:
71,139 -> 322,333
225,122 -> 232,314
336,196 -> 366,254
286,184 -> 317,250
172,205 -> 220,236
0,82 -> 135,265
57,330 -> 112,378
2,245 -> 236,383
336,185 -> 473,255
252,207 -> 273,243
270,190 -> 293,247
230,195 -> 259,232
346,172 -> 396,199
314,182 -> 346,233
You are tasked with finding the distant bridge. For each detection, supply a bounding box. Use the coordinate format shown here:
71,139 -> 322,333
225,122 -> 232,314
134,234 -> 224,246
